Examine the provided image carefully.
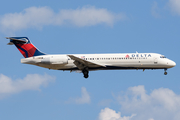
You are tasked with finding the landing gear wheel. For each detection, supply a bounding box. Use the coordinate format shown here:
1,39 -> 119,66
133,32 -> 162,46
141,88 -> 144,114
84,74 -> 89,78
82,67 -> 89,78
164,69 -> 167,75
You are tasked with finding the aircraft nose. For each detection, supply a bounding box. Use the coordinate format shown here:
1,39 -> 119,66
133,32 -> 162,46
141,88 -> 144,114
172,61 -> 176,67
168,60 -> 176,67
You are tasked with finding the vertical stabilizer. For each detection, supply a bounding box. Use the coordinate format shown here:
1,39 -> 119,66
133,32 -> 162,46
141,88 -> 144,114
6,37 -> 46,58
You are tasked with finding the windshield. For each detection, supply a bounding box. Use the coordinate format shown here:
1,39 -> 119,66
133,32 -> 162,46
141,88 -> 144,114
160,55 -> 166,58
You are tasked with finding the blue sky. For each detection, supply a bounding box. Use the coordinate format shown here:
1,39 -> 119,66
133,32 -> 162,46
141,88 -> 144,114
0,0 -> 180,120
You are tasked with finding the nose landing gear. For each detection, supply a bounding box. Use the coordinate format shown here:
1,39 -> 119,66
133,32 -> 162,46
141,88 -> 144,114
164,69 -> 167,75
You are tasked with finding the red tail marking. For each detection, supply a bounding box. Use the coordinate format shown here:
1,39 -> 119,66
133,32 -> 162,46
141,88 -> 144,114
17,44 -> 36,58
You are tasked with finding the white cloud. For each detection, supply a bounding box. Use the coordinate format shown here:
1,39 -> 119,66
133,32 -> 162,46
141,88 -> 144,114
98,107 -> 136,120
0,74 -> 55,98
148,119 -> 154,120
0,6 -> 125,33
169,0 -> 180,15
66,87 -> 91,104
116,85 -> 180,120
0,7 -> 54,32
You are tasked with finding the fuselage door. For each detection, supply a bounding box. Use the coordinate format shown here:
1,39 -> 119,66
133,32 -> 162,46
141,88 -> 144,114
154,58 -> 158,64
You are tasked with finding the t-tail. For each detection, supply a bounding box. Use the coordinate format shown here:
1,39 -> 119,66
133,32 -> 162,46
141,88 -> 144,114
6,37 -> 46,58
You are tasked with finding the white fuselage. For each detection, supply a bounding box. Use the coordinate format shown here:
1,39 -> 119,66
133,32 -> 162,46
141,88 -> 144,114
21,53 -> 176,71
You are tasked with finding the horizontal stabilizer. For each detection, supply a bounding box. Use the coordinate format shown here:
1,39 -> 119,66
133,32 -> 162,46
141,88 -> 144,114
7,42 -> 14,45
6,37 -> 28,43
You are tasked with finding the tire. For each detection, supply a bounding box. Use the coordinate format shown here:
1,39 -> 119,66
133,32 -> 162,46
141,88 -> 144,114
84,74 -> 89,78
82,67 -> 89,78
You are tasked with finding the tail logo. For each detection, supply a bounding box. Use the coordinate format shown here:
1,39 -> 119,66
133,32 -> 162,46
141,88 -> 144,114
15,44 -> 36,58
7,37 -> 46,58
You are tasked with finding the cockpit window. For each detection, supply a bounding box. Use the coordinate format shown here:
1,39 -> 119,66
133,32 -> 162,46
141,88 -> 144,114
160,55 -> 166,58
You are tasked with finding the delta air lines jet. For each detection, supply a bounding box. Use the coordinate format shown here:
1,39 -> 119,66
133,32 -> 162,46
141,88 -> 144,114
7,37 -> 176,78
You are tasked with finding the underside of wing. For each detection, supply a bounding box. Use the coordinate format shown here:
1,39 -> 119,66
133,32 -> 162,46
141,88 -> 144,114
67,55 -> 106,70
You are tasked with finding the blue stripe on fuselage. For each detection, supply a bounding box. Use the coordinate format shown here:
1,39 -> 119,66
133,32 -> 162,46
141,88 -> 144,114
58,66 -> 166,71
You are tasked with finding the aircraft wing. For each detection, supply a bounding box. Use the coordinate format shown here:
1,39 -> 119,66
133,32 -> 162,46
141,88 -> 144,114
67,55 -> 106,70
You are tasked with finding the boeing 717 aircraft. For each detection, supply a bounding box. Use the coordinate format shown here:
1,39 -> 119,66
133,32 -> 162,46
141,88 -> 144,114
7,37 -> 176,78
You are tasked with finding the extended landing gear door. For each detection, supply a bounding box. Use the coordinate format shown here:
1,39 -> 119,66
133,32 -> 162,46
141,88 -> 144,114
154,58 -> 158,64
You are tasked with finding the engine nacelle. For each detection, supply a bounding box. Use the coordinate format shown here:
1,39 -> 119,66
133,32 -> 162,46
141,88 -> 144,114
41,56 -> 68,64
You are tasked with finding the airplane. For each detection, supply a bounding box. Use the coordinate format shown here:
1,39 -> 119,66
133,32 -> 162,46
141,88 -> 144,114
6,37 -> 176,78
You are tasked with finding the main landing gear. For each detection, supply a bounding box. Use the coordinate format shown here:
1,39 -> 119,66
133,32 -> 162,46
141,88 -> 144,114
164,69 -> 167,75
82,67 -> 89,78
